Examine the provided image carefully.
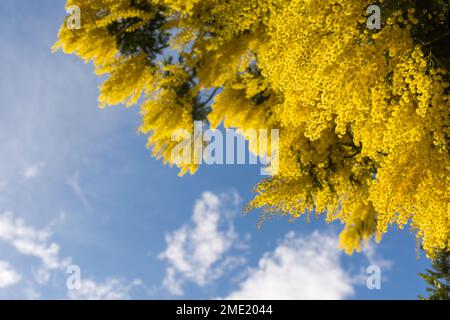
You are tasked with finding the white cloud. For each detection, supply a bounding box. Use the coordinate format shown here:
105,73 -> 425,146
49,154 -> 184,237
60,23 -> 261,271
0,212 -> 145,299
33,267 -> 52,285
0,261 -> 21,288
68,278 -> 142,300
0,212 -> 70,283
22,162 -> 45,179
224,231 -> 355,300
159,191 -> 245,295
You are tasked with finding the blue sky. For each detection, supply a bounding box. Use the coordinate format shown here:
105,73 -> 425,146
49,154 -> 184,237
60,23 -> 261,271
0,0 -> 431,300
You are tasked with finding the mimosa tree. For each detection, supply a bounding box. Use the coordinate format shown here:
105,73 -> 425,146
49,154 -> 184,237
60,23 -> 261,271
54,0 -> 449,260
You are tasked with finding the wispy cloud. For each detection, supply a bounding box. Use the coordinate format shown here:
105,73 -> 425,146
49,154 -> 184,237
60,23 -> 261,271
67,172 -> 90,210
159,191 -> 246,295
0,260 -> 21,288
22,162 -> 45,179
224,231 -> 355,300
345,241 -> 393,286
0,211 -> 147,299
68,278 -> 143,300
362,242 -> 393,269
0,212 -> 70,284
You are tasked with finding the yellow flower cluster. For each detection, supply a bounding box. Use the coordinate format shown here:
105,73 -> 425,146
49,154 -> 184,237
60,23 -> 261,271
55,0 -> 449,257
250,0 -> 449,257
